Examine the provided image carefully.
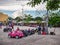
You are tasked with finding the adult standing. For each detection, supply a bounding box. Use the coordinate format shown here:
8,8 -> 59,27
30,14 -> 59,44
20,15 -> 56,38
38,25 -> 41,34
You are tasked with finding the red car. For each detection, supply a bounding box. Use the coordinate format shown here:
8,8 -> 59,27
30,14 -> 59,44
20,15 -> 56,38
8,30 -> 24,39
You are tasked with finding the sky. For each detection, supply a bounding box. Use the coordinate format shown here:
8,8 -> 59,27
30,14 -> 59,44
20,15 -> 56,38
0,0 -> 47,18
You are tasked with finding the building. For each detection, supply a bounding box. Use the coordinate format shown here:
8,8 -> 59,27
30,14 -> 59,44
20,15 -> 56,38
18,21 -> 46,26
0,12 -> 8,24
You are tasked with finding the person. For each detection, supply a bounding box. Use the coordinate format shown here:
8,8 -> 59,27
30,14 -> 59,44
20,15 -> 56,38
9,21 -> 14,29
14,27 -> 20,33
28,28 -> 31,35
24,29 -> 29,36
11,23 -> 14,29
0,22 -> 2,29
38,25 -> 41,34
42,26 -> 45,32
28,28 -> 30,32
42,26 -> 46,35
16,27 -> 20,31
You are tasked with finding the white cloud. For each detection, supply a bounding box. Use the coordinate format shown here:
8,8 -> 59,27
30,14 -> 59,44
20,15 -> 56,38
0,0 -> 46,18
0,1 -> 46,11
0,4 -> 46,11
35,2 -> 46,11
0,5 -> 22,11
0,5 -> 36,11
12,10 -> 22,18
0,0 -> 30,5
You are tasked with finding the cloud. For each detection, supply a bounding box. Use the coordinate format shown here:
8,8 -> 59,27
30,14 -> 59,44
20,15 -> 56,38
0,5 -> 21,11
0,4 -> 46,11
0,0 -> 46,11
0,0 -> 35,11
0,0 -> 30,5
0,0 -> 46,18
0,5 -> 36,11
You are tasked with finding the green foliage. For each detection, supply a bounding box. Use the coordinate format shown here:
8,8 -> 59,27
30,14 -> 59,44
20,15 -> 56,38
24,14 -> 33,23
49,13 -> 60,27
34,17 -> 42,24
34,17 -> 42,21
27,0 -> 41,7
28,0 -> 60,10
8,17 -> 13,20
36,20 -> 41,24
47,0 -> 60,10
24,14 -> 42,23
28,0 -> 60,27
15,17 -> 21,22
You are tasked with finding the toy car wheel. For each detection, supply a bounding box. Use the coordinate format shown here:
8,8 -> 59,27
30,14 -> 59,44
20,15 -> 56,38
3,29 -> 7,32
3,30 -> 5,32
8,35 -> 11,38
15,36 -> 19,39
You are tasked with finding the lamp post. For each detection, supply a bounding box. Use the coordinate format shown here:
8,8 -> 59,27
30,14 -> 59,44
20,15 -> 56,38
21,4 -> 25,25
21,4 -> 24,18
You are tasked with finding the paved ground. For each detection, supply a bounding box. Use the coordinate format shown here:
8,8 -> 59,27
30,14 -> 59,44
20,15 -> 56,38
0,26 -> 60,45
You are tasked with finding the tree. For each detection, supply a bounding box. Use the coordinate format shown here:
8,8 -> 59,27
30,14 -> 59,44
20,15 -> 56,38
28,0 -> 60,34
24,14 -> 33,23
48,10 -> 60,27
8,17 -> 13,20
15,17 -> 21,22
34,17 -> 42,21
34,17 -> 42,24
49,14 -> 60,27
28,0 -> 60,10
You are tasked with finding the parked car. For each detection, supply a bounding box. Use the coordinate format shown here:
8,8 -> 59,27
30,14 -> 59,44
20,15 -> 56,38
3,27 -> 12,32
8,30 -> 24,39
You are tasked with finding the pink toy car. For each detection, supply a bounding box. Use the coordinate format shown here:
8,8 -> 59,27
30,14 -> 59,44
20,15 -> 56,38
8,30 -> 24,39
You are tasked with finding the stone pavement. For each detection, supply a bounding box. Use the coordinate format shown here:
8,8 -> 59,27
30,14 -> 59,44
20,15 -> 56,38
0,26 -> 60,45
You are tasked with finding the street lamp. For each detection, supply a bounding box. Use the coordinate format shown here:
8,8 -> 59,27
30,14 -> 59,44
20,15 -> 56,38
21,4 -> 24,19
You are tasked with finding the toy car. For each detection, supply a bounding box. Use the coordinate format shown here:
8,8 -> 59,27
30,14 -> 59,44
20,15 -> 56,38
3,28 -> 12,32
42,32 -> 46,35
21,30 -> 29,37
50,32 -> 55,35
21,30 -> 35,37
31,29 -> 35,34
8,30 -> 24,39
28,30 -> 35,35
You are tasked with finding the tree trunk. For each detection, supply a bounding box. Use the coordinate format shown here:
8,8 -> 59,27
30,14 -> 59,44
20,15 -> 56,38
45,10 -> 49,34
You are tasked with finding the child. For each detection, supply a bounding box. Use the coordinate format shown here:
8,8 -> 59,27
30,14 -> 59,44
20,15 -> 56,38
42,26 -> 46,35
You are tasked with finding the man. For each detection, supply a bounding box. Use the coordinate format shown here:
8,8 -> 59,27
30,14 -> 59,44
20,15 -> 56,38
38,25 -> 41,34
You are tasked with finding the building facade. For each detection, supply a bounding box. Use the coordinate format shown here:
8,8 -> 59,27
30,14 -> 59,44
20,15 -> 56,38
0,13 -> 8,24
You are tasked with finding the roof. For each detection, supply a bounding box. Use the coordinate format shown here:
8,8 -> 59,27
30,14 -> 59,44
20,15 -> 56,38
18,21 -> 37,23
41,21 -> 46,23
18,21 -> 46,23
